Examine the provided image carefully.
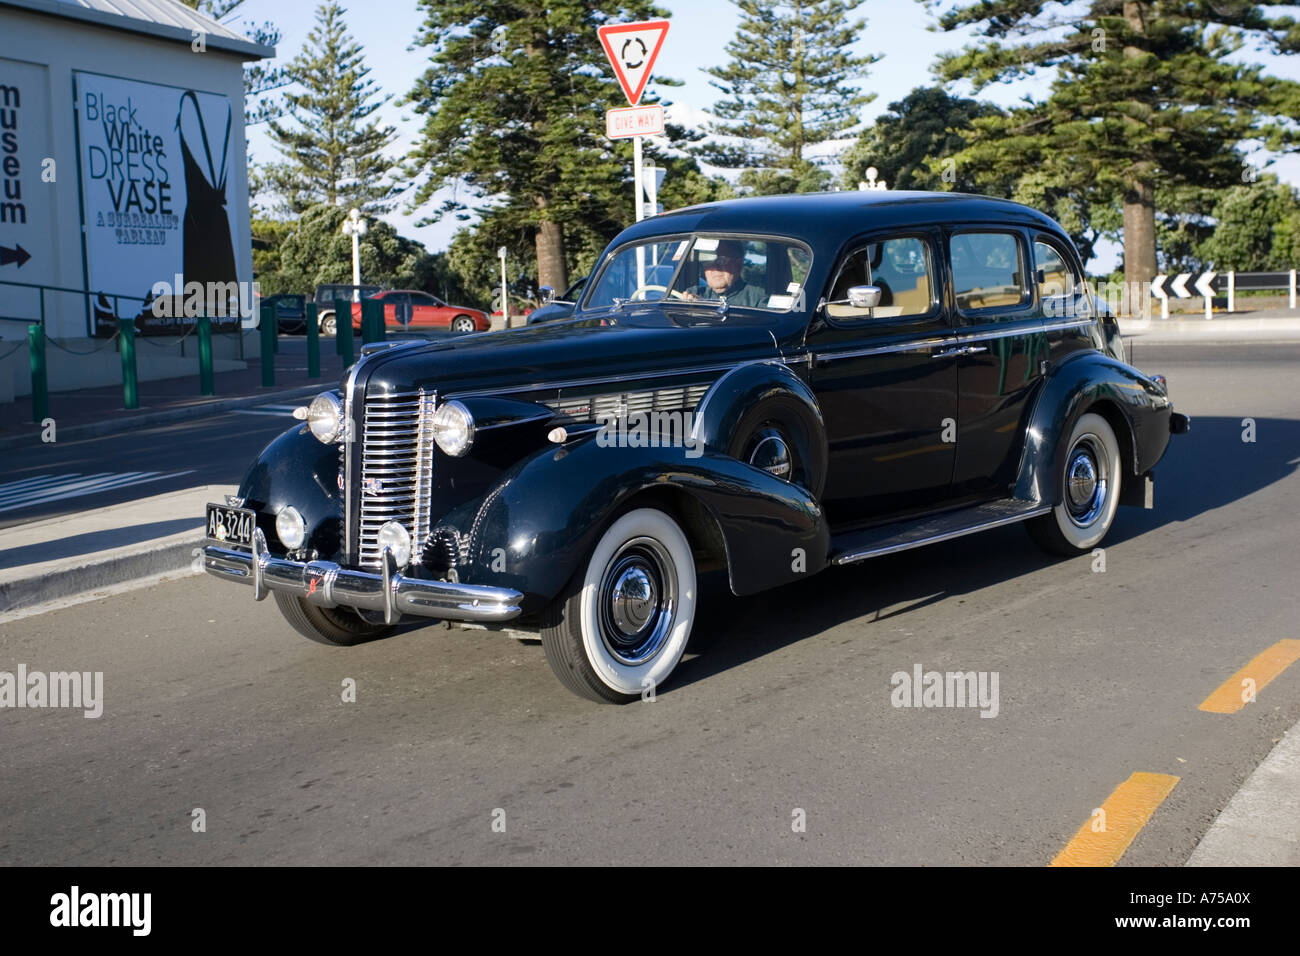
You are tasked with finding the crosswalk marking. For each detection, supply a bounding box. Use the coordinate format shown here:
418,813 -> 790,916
234,403 -> 301,418
0,471 -> 196,513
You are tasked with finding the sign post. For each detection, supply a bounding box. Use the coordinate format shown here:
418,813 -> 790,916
599,18 -> 669,229
498,246 -> 509,328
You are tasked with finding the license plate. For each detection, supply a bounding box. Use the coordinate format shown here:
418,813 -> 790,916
206,503 -> 256,548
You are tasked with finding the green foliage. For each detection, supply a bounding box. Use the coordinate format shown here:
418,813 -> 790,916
262,2 -> 397,216
705,0 -> 876,194
250,217 -> 296,295
179,1 -> 287,126
272,204 -> 434,295
925,0 -> 1300,277
1198,179 -> 1300,271
840,86 -> 1003,192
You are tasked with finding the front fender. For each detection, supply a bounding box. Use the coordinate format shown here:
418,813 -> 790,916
440,436 -> 829,611
1015,351 -> 1172,506
237,424 -> 342,556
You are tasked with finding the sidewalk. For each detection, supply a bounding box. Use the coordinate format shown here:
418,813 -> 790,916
0,484 -> 233,619
0,338 -> 347,450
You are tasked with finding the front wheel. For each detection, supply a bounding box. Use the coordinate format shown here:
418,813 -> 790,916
319,312 -> 337,337
274,592 -> 392,646
1026,412 -> 1123,556
541,508 -> 697,703
450,315 -> 476,333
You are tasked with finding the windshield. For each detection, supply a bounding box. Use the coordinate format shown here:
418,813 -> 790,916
583,235 -> 813,313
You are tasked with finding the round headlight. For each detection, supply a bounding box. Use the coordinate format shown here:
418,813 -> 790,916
276,506 -> 307,550
377,520 -> 412,567
307,392 -> 344,444
432,401 -> 475,457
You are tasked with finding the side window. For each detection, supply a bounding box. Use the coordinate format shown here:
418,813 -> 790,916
949,232 -> 1028,313
827,236 -> 933,320
1034,238 -> 1090,319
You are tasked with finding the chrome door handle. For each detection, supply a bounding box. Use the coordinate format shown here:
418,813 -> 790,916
932,345 -> 988,358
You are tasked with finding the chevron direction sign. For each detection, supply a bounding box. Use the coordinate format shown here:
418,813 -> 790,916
1152,271 -> 1220,319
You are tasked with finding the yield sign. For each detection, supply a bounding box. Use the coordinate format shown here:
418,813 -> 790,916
598,19 -> 669,106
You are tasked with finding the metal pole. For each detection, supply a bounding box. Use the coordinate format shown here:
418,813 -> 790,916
306,302 -> 320,378
1227,271 -> 1234,313
260,303 -> 276,387
119,316 -> 137,410
1291,269 -> 1296,310
198,314 -> 214,395
27,324 -> 47,424
335,297 -> 354,367
351,231 -> 361,289
634,135 -> 646,290
499,251 -> 509,329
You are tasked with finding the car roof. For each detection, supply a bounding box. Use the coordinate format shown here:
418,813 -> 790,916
615,190 -> 1068,249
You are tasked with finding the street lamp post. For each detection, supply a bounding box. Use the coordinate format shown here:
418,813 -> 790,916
341,208 -> 368,296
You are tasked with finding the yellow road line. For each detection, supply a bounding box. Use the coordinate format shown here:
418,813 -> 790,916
1050,772 -> 1179,867
1198,639 -> 1300,715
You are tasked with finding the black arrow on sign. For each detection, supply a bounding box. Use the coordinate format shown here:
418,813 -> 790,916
1,244 -> 31,268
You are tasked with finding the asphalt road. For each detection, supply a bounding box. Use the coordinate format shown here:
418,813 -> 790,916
1,342 -> 1297,865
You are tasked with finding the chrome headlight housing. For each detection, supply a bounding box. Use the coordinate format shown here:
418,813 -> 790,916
276,506 -> 307,550
432,400 -> 475,457
307,392 -> 345,444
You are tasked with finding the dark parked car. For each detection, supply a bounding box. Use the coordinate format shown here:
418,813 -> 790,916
263,293 -> 307,334
204,191 -> 1187,703
313,284 -> 383,337
526,276 -> 588,325
350,290 -> 489,334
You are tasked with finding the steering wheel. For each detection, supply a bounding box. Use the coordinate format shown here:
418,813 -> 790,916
630,284 -> 688,302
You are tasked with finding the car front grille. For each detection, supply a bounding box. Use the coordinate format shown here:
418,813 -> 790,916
357,388 -> 436,569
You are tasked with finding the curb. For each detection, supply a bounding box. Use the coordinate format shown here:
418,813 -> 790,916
0,534 -> 201,616
1186,718 -> 1300,866
0,384 -> 325,451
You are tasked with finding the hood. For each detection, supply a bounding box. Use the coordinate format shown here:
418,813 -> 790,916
356,306 -> 799,400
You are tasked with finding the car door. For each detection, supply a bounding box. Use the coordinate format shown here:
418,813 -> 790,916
808,230 -> 961,527
408,292 -> 439,325
946,227 -> 1050,498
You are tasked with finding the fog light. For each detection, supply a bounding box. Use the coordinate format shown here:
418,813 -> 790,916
276,506 -> 306,550
377,520 -> 412,567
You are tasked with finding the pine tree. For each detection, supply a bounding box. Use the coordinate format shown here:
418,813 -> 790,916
263,2 -> 397,215
705,0 -> 876,194
928,1 -> 1300,288
405,1 -> 682,294
180,1 -> 286,125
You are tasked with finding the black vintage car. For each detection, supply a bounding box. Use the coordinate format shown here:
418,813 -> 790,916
204,191 -> 1187,703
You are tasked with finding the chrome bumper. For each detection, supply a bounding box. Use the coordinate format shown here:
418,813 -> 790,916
202,529 -> 523,624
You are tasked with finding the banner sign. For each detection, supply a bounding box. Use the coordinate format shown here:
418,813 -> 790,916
74,72 -> 245,335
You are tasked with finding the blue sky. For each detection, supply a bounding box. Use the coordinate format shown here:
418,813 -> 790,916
229,0 -> 1300,273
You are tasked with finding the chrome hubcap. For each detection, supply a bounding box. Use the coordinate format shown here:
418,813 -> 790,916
749,429 -> 792,480
1065,435 -> 1108,528
598,537 -> 676,666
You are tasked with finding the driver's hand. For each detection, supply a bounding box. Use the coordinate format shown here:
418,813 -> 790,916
681,291 -> 699,301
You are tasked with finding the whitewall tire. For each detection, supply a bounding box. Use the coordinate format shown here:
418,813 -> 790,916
1027,411 -> 1123,556
541,508 -> 697,703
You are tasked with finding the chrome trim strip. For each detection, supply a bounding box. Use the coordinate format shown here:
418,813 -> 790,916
807,318 -> 1093,366
203,544 -> 524,622
447,360 -> 751,399
832,504 -> 1052,565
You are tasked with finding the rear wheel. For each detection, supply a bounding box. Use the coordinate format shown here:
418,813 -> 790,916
541,508 -> 697,703
319,312 -> 337,337
1026,412 -> 1123,556
450,315 -> 476,333
273,592 -> 392,646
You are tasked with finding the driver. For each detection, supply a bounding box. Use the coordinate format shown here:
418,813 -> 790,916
682,240 -> 767,307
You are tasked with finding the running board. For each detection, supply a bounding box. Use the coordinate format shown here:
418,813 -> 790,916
830,498 -> 1051,565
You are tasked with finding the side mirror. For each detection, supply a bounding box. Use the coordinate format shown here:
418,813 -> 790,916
847,285 -> 883,309
539,285 -> 555,303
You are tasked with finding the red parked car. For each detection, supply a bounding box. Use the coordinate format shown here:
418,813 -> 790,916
351,290 -> 489,333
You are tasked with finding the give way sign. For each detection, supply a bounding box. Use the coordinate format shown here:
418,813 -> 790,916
597,19 -> 670,106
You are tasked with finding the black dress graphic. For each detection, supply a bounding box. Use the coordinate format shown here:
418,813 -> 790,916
177,91 -> 237,322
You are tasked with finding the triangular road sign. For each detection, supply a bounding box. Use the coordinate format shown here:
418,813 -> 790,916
598,19 -> 669,107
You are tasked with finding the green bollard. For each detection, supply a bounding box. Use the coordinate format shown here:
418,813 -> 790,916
197,315 -> 214,396
361,297 -> 384,344
335,298 -> 354,367
260,303 -> 276,387
306,302 -> 320,378
119,317 -> 138,410
28,324 -> 47,424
